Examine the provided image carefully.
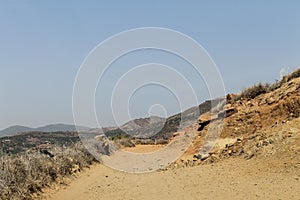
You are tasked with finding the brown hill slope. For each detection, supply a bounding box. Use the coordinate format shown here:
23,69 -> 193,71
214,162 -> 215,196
45,71 -> 300,200
177,74 -> 300,167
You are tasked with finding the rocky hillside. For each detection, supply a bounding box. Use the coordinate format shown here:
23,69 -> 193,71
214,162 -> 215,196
169,69 -> 300,170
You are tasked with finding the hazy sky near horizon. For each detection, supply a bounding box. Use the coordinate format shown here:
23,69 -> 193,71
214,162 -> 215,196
0,1 -> 300,130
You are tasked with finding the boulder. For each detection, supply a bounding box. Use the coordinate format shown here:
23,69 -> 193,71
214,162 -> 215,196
226,93 -> 236,104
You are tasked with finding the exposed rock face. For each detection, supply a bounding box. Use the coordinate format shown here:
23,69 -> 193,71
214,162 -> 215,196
197,113 -> 218,131
197,105 -> 238,131
185,76 -> 300,166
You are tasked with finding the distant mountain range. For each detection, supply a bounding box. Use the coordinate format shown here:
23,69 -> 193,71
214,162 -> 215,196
104,98 -> 225,140
0,98 -> 225,138
0,124 -> 90,136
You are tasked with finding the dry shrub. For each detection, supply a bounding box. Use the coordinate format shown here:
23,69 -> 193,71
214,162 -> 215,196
281,67 -> 300,83
133,138 -> 168,145
133,139 -> 155,145
113,138 -> 135,148
234,68 -> 300,101
270,67 -> 300,91
154,139 -> 168,145
0,142 -> 98,200
236,83 -> 271,100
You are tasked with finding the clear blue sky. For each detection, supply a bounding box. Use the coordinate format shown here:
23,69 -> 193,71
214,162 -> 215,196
0,1 -> 300,130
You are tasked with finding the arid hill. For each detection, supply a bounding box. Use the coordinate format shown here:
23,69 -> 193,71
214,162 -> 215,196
46,70 -> 300,199
171,69 -> 300,169
2,69 -> 300,200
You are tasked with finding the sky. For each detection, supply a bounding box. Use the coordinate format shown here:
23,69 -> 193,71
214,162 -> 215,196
0,1 -> 300,130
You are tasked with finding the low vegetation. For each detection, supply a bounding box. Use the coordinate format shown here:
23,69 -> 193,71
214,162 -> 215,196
236,67 -> 300,100
0,131 -> 109,200
0,142 -> 98,200
133,138 -> 168,145
235,82 -> 271,100
0,131 -> 89,155
114,137 -> 136,148
281,67 -> 300,83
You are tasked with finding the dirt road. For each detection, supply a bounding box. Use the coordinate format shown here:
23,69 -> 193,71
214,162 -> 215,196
45,155 -> 300,200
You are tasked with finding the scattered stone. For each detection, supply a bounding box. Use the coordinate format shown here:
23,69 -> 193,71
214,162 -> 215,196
71,164 -> 80,173
193,153 -> 210,161
244,151 -> 254,160
267,97 -> 276,105
172,132 -> 180,137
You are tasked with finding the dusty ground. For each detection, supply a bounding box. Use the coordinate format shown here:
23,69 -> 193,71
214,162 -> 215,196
123,144 -> 165,153
45,153 -> 299,200
44,76 -> 300,200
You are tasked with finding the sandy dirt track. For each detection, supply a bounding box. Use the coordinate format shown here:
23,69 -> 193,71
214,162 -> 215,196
45,155 -> 300,200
